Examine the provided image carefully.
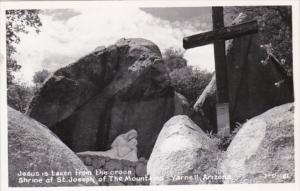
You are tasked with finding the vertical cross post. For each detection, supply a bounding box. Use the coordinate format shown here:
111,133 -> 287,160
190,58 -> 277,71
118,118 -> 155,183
212,7 -> 230,137
183,7 -> 258,137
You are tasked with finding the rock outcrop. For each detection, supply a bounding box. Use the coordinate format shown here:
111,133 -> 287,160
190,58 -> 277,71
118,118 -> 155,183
147,115 -> 220,185
8,107 -> 97,187
77,129 -> 138,162
221,103 -> 294,183
226,32 -> 294,127
194,16 -> 294,132
27,38 -> 185,158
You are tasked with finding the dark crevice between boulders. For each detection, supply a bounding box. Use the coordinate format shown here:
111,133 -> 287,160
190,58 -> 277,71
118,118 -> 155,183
96,98 -> 114,151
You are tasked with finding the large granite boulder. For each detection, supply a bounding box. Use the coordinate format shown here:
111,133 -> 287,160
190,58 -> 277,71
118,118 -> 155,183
226,33 -> 293,127
194,18 -> 293,132
147,115 -> 220,185
27,38 -> 183,158
221,103 -> 294,183
8,107 -> 97,187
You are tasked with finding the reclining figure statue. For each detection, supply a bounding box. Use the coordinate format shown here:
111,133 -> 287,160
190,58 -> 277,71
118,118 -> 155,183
77,129 -> 138,162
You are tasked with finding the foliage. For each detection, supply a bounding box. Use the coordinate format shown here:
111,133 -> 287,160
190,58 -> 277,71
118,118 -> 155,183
169,67 -> 212,105
224,6 -> 292,72
162,47 -> 212,105
33,69 -> 51,85
7,82 -> 36,113
6,9 -> 42,85
206,121 -> 243,151
162,47 -> 187,72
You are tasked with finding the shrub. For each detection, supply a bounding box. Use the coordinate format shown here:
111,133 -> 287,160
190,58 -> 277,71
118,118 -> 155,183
33,69 -> 51,86
7,82 -> 35,113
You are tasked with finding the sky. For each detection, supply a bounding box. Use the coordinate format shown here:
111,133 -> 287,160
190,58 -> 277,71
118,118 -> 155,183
13,7 -> 215,85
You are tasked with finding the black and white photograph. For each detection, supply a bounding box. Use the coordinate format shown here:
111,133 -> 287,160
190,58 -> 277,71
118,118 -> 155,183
0,1 -> 299,190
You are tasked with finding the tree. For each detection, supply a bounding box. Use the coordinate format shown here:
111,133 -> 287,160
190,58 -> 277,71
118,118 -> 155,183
162,47 -> 213,105
7,82 -> 35,113
33,69 -> 50,86
162,47 -> 187,72
170,67 -> 212,104
6,9 -> 42,85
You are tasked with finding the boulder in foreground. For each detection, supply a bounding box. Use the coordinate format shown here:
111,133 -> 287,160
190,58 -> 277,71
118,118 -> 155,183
221,103 -> 294,183
147,115 -> 221,185
8,107 -> 97,187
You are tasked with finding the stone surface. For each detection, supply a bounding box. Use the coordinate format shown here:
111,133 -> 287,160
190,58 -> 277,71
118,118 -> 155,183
147,115 -> 220,185
8,107 -> 97,187
77,129 -> 138,162
221,103 -> 294,183
27,38 -> 185,158
193,16 -> 294,132
136,162 -> 147,177
77,154 -> 149,185
226,32 -> 293,127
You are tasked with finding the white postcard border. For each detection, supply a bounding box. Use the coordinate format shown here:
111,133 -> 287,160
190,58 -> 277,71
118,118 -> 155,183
0,1 -> 299,191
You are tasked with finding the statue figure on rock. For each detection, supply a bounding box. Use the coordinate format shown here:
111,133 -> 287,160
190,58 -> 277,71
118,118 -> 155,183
77,129 -> 138,162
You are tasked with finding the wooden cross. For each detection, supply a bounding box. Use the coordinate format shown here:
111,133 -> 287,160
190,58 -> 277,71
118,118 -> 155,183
183,7 -> 258,137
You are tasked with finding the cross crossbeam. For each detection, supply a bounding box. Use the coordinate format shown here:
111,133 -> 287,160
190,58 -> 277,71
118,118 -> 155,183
183,20 -> 258,49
